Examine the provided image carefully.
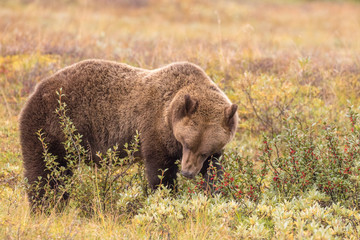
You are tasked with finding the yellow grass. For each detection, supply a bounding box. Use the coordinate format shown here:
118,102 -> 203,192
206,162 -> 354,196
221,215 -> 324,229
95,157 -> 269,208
1,0 -> 360,238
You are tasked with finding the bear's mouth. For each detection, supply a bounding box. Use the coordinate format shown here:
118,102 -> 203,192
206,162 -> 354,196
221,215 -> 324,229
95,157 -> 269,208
181,170 -> 195,179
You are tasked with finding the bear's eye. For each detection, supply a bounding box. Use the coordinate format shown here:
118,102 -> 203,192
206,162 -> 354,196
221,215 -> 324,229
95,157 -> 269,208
200,153 -> 208,159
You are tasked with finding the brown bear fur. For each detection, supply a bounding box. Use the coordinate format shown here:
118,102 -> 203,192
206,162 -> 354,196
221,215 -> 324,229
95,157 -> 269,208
19,59 -> 238,206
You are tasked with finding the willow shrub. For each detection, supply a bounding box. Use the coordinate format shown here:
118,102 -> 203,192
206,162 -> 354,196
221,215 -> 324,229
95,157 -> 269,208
261,107 -> 360,209
29,89 -> 147,216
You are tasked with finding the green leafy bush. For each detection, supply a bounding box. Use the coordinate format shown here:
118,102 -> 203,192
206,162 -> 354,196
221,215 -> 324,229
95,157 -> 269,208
29,89 -> 148,215
263,107 -> 360,209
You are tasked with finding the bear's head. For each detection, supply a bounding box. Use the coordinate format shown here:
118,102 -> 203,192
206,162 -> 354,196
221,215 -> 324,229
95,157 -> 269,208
171,94 -> 238,179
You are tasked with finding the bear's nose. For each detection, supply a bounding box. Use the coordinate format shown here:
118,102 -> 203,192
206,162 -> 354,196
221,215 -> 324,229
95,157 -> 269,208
181,171 -> 195,179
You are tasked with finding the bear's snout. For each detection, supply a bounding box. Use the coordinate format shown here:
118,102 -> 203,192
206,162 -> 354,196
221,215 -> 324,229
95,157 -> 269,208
181,170 -> 195,179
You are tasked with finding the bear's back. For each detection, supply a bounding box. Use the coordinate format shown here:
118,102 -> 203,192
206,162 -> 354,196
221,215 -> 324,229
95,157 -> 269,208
19,60 -> 150,148
51,59 -> 148,94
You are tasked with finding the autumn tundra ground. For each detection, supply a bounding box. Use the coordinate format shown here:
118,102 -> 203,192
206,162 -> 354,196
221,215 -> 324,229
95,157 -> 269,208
1,0 -> 360,239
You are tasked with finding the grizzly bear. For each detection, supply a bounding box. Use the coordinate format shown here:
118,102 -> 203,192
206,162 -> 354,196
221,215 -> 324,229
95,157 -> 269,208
20,60 -> 238,207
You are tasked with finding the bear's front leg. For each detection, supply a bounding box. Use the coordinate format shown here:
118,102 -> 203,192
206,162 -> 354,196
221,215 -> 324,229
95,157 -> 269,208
140,131 -> 181,191
200,152 -> 224,193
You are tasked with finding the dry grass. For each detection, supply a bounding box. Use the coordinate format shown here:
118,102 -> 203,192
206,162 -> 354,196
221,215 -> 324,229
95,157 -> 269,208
1,0 -> 360,238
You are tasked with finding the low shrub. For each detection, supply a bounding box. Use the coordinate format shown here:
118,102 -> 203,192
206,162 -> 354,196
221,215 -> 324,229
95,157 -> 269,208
29,89 -> 148,216
262,107 -> 360,209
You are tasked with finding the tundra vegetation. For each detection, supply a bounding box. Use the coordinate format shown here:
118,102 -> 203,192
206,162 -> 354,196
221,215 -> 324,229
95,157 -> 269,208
1,0 -> 360,239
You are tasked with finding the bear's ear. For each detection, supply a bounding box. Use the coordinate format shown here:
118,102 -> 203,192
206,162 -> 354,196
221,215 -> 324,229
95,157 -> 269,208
224,104 -> 238,129
181,94 -> 198,117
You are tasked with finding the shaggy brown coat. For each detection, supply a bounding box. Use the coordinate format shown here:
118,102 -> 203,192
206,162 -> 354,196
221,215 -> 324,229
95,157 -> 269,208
20,60 -> 238,206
